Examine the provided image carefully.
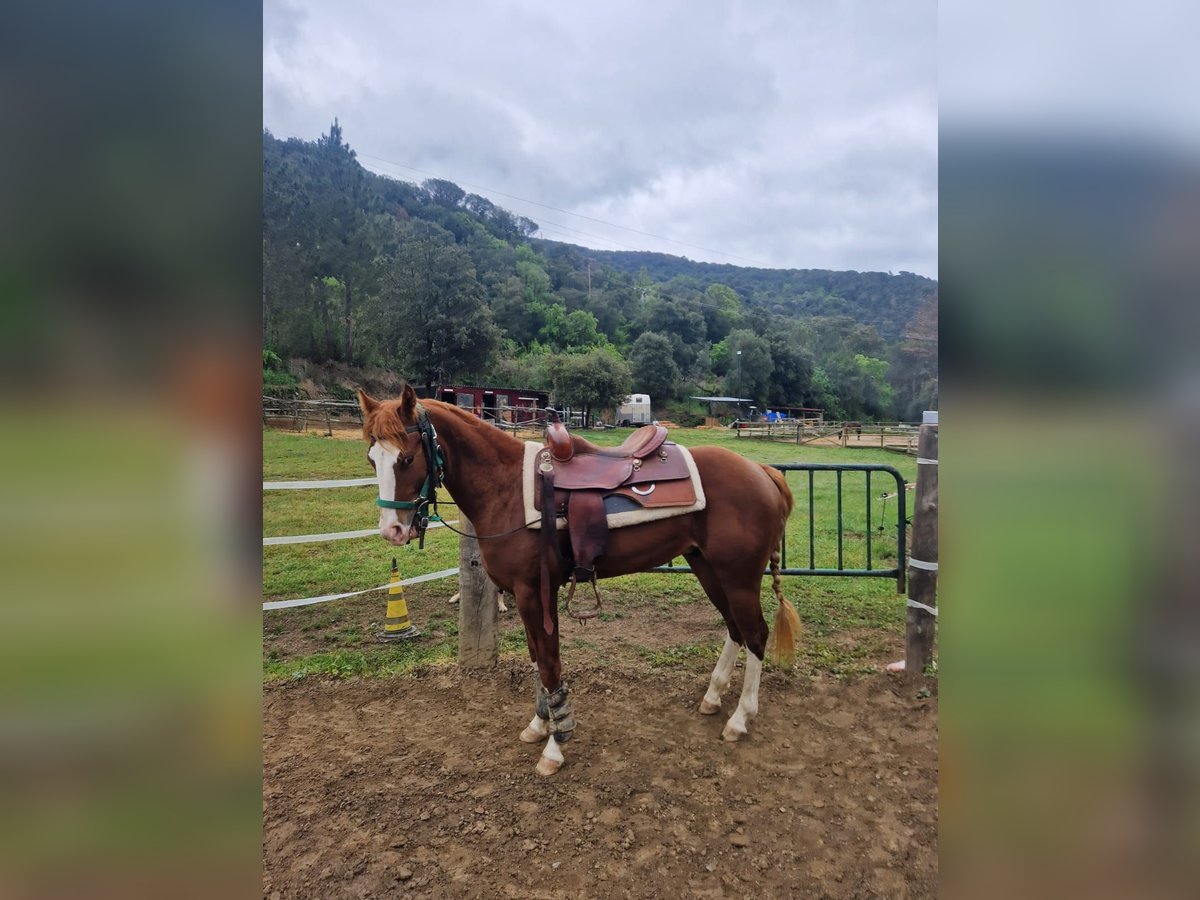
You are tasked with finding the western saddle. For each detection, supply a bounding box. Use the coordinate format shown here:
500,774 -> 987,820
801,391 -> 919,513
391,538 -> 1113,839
534,414 -> 695,632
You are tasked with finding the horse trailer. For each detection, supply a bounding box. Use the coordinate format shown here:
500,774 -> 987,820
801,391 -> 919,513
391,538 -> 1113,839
617,394 -> 652,426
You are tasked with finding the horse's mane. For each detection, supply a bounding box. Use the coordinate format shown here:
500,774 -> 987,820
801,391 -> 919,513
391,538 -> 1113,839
364,396 -> 525,450
421,400 -> 526,450
363,398 -> 413,446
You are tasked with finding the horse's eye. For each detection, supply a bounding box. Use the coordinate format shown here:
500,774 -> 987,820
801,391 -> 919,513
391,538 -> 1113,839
400,455 -> 415,468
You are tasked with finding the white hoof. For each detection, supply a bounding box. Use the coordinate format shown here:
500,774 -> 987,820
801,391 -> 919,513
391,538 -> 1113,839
536,735 -> 564,776
520,725 -> 545,743
448,592 -> 460,605
722,722 -> 747,742
519,714 -> 549,744
699,698 -> 721,715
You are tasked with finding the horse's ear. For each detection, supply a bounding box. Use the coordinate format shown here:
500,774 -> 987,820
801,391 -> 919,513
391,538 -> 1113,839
399,383 -> 418,419
357,388 -> 380,418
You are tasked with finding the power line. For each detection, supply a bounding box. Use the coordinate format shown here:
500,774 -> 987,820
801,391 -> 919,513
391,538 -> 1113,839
358,151 -> 775,268
533,224 -> 633,253
529,217 -> 647,253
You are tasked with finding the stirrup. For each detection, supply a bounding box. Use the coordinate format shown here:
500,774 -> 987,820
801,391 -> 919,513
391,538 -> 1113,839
564,572 -> 602,622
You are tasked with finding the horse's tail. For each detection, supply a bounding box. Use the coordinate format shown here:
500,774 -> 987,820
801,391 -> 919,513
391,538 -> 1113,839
763,465 -> 801,668
763,464 -> 795,520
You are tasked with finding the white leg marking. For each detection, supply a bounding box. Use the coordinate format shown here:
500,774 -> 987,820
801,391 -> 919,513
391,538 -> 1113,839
722,651 -> 762,742
700,635 -> 741,714
536,735 -> 564,776
497,591 -> 508,613
519,713 -> 550,743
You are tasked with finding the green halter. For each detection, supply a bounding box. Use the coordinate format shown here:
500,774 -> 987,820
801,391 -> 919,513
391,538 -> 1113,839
375,406 -> 445,547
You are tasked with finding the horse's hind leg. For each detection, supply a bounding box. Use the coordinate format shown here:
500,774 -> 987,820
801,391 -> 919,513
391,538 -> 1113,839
714,565 -> 770,742
689,553 -> 743,716
701,635 -> 742,715
722,645 -> 763,742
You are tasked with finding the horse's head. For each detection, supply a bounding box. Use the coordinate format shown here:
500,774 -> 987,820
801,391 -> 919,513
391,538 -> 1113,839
358,384 -> 437,546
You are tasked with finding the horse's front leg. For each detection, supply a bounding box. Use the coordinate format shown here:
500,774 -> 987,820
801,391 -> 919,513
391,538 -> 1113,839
511,585 -> 573,776
517,621 -> 549,743
533,680 -> 575,776
518,660 -> 550,744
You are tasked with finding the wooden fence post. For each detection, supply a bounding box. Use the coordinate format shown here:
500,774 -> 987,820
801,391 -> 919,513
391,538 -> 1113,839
905,422 -> 939,678
458,518 -> 499,668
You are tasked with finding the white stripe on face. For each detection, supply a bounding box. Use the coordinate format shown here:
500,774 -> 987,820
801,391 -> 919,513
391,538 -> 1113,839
369,440 -> 416,543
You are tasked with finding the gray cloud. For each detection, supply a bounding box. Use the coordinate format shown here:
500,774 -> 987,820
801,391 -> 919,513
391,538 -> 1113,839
264,0 -> 937,277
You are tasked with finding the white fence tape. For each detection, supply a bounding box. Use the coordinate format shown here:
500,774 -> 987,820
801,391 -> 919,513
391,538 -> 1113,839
263,520 -> 458,546
906,598 -> 938,616
262,567 -> 460,611
262,468 -> 463,609
264,477 -> 376,490
264,528 -> 377,546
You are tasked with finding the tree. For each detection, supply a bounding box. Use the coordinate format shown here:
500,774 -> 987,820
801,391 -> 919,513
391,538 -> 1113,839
725,329 -> 773,403
642,293 -> 706,372
547,348 -> 632,426
810,366 -> 845,420
380,228 -> 500,389
702,283 -> 742,342
630,331 -> 681,402
852,354 -> 895,419
563,309 -> 604,349
766,328 -> 814,406
891,289 -> 938,420
423,178 -> 466,209
260,127 -> 935,403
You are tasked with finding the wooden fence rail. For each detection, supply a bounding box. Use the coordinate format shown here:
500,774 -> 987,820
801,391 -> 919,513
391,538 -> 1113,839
263,396 -> 363,435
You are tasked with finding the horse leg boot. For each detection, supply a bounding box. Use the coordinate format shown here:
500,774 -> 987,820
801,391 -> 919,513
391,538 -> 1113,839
536,682 -> 575,777
700,634 -> 741,715
520,668 -> 551,744
722,651 -> 762,742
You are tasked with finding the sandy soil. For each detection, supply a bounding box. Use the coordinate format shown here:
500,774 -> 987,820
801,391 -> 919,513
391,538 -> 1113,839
263,654 -> 937,898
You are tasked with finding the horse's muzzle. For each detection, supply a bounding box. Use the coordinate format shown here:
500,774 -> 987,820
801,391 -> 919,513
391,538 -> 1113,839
381,522 -> 415,545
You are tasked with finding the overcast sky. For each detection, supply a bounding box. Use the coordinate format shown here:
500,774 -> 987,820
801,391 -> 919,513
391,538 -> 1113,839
264,0 -> 937,278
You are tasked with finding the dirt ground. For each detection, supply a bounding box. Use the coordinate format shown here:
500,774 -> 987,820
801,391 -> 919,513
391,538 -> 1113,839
263,647 -> 937,898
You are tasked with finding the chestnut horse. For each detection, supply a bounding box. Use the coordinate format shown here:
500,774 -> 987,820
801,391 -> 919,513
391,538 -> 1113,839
359,385 -> 800,776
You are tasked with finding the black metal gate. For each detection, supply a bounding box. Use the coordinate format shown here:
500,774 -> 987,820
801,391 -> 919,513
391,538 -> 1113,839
651,463 -> 908,592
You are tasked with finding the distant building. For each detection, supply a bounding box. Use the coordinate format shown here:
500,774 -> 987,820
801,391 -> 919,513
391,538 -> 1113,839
415,385 -> 550,424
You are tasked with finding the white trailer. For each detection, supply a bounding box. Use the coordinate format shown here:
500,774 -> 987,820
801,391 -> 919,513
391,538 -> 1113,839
617,394 -> 653,426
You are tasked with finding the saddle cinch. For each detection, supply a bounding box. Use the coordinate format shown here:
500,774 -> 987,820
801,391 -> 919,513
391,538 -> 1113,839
535,418 -> 697,627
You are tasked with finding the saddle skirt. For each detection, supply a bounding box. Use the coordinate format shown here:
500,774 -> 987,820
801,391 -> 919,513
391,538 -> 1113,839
523,440 -> 706,530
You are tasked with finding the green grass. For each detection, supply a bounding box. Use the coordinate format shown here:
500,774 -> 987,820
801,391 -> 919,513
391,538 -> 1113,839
263,425 -> 918,680
640,642 -> 722,669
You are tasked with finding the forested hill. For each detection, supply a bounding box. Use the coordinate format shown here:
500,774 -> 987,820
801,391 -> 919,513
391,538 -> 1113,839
263,123 -> 937,421
577,250 -> 934,343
